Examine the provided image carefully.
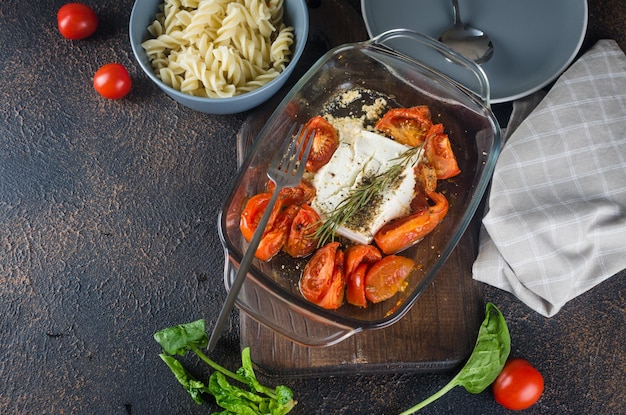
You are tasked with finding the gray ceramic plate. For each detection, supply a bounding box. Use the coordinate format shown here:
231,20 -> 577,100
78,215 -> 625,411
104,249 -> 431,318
362,0 -> 588,103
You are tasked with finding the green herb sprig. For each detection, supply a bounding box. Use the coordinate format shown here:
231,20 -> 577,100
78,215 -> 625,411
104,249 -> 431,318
398,303 -> 511,414
154,319 -> 296,414
314,144 -> 423,247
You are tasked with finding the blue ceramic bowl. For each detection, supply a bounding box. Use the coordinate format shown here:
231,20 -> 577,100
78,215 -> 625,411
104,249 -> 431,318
129,0 -> 309,114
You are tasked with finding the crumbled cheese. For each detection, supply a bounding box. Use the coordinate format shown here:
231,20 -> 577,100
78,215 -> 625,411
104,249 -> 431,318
339,89 -> 362,107
362,97 -> 387,121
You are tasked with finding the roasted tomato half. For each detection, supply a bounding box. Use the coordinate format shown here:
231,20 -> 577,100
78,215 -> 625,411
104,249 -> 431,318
374,191 -> 449,255
284,204 -> 321,258
301,116 -> 339,172
317,249 -> 345,309
346,262 -> 368,308
255,204 -> 299,262
344,244 -> 382,308
424,123 -> 461,179
300,242 -> 345,309
344,244 -> 383,279
365,255 -> 415,303
240,193 -> 271,242
375,106 -> 433,147
266,179 -> 316,205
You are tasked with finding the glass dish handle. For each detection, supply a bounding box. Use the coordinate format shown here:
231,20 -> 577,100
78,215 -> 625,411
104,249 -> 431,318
369,28 -> 491,107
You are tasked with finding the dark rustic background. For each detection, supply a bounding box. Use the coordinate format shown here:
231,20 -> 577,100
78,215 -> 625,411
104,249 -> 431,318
1,1 -> 624,414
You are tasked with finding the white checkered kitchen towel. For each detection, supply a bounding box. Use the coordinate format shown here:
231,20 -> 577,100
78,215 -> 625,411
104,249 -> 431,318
473,40 -> 626,317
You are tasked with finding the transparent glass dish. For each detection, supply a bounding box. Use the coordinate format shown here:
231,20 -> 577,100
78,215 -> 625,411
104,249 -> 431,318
218,29 -> 501,347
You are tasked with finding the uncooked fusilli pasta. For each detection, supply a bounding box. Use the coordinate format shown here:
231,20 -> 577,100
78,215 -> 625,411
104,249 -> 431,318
141,0 -> 294,98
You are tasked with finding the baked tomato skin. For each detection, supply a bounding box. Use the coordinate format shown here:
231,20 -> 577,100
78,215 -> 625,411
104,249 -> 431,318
375,106 -> 433,147
266,179 -> 316,205
57,3 -> 98,40
344,244 -> 382,280
374,191 -> 448,255
493,358 -> 544,410
93,63 -> 132,99
346,262 -> 368,308
424,123 -> 461,179
300,242 -> 342,305
255,204 -> 298,262
240,193 -> 271,242
316,248 -> 345,309
364,255 -> 415,303
301,116 -> 339,172
284,204 -> 320,258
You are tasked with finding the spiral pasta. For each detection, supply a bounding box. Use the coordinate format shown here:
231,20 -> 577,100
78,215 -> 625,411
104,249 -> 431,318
141,0 -> 295,98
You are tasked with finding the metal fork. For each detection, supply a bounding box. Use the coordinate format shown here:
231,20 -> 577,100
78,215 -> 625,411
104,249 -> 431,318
207,123 -> 315,352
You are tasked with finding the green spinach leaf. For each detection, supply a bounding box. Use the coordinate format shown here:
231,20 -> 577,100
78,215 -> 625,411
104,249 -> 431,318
399,302 -> 511,414
154,319 -> 296,414
159,354 -> 209,405
154,319 -> 208,356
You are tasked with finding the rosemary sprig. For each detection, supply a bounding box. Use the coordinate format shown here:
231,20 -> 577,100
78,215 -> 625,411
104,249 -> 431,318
314,144 -> 423,247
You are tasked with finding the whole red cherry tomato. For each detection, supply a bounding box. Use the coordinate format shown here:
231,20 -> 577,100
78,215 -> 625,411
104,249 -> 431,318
57,3 -> 98,40
93,64 -> 132,99
493,358 -> 544,410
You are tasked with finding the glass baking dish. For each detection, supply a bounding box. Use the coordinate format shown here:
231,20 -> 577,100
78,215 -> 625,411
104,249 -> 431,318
218,29 -> 501,347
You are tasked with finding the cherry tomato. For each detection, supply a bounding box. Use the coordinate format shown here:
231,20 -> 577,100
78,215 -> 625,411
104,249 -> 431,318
316,248 -> 345,309
301,116 -> 339,172
267,180 -> 315,210
344,244 -> 382,279
375,106 -> 433,147
240,193 -> 271,242
255,204 -> 298,262
300,242 -> 342,306
424,123 -> 461,179
364,255 -> 415,303
267,179 -> 316,205
493,358 -> 544,410
57,3 -> 98,40
93,63 -> 132,99
374,191 -> 448,255
346,262 -> 368,308
284,204 -> 320,258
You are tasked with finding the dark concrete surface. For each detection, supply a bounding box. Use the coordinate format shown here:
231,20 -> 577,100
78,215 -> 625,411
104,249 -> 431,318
1,1 -> 624,414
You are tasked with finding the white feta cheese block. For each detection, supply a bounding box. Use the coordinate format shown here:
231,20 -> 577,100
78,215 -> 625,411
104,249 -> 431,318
311,126 -> 422,245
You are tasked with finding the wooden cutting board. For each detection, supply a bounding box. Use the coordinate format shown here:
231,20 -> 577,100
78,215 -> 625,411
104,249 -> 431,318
236,0 -> 484,378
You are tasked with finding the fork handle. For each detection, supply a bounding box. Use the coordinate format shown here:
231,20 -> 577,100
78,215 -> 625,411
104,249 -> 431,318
207,184 -> 283,352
